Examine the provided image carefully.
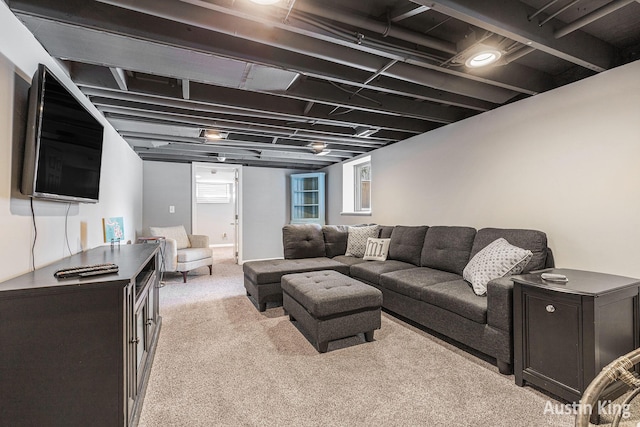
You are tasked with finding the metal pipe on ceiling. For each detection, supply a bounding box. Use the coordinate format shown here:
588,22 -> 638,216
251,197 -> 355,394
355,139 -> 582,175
528,0 -> 560,21
93,0 -> 526,101
554,0 -> 638,38
292,1 -> 457,54
538,0 -> 582,27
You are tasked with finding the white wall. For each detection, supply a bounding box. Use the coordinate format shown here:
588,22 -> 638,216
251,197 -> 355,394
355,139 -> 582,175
242,167 -> 296,261
0,4 -> 143,281
328,59 -> 640,278
142,161 -> 192,234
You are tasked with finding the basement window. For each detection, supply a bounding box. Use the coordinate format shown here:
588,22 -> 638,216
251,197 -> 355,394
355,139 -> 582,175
342,155 -> 371,215
196,182 -> 231,204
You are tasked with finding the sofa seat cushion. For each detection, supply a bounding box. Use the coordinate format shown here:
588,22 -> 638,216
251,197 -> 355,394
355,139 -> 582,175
332,255 -> 368,266
420,226 -> 476,275
281,270 -> 382,318
243,257 -> 350,285
379,267 -> 462,300
388,226 -> 428,265
176,247 -> 213,263
420,280 -> 488,324
350,260 -> 416,285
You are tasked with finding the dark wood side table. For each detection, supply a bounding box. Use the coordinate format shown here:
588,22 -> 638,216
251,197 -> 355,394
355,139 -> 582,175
513,268 -> 640,406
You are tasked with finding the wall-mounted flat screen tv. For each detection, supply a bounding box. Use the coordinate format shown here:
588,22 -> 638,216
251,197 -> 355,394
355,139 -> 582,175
21,64 -> 104,203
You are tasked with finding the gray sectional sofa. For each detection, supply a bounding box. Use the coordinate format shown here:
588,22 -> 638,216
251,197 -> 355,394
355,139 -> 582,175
243,223 -> 553,374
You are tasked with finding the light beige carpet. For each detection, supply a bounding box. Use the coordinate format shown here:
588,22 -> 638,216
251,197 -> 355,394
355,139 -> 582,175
137,254 -> 637,427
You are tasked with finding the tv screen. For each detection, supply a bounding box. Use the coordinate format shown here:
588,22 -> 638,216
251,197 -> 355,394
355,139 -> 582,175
22,64 -> 104,203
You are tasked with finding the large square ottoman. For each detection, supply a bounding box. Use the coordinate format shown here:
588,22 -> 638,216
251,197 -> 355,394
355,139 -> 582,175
243,258 -> 350,311
282,270 -> 383,353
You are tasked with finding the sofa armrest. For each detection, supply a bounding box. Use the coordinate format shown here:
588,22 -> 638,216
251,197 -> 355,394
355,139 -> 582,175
188,234 -> 210,248
161,238 -> 178,272
486,276 -> 515,333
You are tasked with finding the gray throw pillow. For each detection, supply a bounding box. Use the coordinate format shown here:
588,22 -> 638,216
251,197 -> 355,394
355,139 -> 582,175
463,238 -> 533,296
345,225 -> 379,258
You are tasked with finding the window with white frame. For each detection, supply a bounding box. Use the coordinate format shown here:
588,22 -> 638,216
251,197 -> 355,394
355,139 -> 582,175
342,155 -> 371,214
196,182 -> 231,203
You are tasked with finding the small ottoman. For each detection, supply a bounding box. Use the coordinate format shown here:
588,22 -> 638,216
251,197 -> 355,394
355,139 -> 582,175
282,270 -> 383,353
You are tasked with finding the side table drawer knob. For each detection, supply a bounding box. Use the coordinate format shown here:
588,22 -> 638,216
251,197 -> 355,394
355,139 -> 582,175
546,304 -> 556,313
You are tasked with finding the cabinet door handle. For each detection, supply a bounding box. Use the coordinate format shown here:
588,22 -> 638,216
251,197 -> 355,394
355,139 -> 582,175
146,319 -> 154,325
546,304 -> 556,313
131,337 -> 140,344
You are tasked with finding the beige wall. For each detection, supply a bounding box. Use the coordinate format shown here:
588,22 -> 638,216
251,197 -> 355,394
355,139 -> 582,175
328,59 -> 640,278
0,4 -> 143,281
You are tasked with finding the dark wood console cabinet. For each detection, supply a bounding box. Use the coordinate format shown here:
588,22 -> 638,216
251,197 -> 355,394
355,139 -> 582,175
0,244 -> 161,427
513,268 -> 640,405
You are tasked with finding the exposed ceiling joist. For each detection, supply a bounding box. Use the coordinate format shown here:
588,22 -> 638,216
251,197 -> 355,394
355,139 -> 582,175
7,0 -> 638,169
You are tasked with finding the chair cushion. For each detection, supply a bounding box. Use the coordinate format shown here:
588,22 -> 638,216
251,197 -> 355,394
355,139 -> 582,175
176,247 -> 213,263
380,267 -> 462,300
150,225 -> 191,249
243,258 -> 350,285
350,260 -> 416,285
421,226 -> 476,275
283,224 -> 326,259
388,226 -> 428,265
281,270 -> 382,318
420,280 -> 488,324
471,228 -> 548,272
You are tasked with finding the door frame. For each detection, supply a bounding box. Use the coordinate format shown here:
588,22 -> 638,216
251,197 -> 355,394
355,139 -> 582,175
191,163 -> 243,263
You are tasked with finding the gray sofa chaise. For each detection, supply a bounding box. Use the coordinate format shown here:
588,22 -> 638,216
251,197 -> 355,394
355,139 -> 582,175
243,223 -> 553,374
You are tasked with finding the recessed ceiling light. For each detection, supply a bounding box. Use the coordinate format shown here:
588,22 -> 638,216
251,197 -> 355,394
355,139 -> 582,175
465,50 -> 502,68
200,129 -> 228,141
249,0 -> 280,4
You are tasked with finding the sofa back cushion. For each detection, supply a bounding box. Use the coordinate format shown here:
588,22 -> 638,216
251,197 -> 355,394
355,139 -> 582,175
470,228 -> 548,273
322,225 -> 349,257
378,225 -> 395,239
388,226 -> 428,266
421,226 -> 477,275
283,224 -> 326,259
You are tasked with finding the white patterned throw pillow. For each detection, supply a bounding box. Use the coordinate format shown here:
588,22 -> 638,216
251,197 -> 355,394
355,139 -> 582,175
345,225 -> 379,258
363,238 -> 391,261
463,238 -> 533,296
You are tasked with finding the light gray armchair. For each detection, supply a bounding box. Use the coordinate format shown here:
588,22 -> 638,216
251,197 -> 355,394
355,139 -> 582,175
149,225 -> 213,283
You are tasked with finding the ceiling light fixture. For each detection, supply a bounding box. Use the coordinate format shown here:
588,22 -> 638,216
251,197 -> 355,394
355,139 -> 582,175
465,49 -> 502,68
200,129 -> 228,141
308,142 -> 331,156
309,142 -> 326,152
354,127 -> 378,138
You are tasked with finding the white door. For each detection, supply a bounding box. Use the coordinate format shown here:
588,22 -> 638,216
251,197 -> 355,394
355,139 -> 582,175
192,163 -> 241,262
